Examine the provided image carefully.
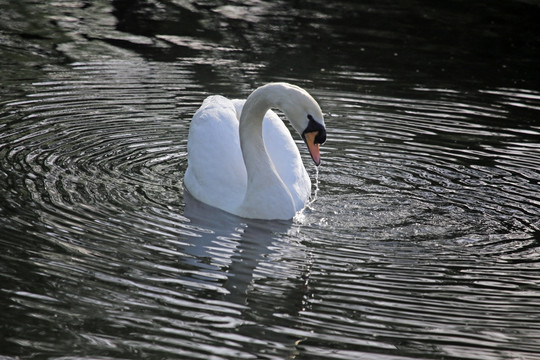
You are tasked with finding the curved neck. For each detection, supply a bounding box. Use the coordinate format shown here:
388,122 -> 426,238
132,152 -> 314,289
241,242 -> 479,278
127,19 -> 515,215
239,88 -> 273,179
237,84 -> 295,219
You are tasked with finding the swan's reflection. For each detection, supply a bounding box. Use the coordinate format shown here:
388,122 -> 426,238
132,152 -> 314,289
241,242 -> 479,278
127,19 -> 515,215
183,191 -> 313,356
183,190 -> 301,304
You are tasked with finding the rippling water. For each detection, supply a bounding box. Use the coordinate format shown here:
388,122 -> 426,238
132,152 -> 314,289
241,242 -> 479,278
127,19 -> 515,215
1,1 -> 540,359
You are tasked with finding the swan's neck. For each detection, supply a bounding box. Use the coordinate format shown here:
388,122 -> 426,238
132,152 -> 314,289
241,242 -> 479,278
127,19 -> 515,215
237,85 -> 296,220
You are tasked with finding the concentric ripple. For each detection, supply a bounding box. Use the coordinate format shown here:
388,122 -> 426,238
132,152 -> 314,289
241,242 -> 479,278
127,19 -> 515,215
1,58 -> 540,360
2,60 -> 197,218
310,75 -> 540,240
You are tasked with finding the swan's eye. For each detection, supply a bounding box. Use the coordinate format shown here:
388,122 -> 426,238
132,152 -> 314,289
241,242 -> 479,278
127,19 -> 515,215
307,114 -> 314,122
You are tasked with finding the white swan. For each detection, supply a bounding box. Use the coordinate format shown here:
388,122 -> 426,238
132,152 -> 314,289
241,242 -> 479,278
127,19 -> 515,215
184,82 -> 326,220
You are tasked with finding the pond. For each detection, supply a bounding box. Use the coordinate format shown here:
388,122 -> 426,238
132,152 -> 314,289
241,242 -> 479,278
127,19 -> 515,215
1,1 -> 539,359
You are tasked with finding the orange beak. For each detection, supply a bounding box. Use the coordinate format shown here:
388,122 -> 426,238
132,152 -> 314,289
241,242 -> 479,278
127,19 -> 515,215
304,131 -> 321,166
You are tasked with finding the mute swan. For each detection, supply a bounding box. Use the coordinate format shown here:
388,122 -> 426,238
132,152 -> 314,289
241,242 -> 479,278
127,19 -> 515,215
184,82 -> 326,220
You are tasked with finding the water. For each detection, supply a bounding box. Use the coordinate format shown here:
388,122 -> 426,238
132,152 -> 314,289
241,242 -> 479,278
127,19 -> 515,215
1,1 -> 539,359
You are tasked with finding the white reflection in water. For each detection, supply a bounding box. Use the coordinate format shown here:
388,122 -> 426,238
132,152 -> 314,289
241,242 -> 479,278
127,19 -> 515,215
183,190 -> 307,302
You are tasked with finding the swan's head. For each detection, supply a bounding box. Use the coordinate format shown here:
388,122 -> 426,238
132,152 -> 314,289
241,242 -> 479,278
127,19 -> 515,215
274,83 -> 327,166
300,113 -> 326,166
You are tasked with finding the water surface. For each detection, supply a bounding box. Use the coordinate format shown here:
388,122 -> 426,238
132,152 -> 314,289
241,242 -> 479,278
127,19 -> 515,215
1,1 -> 539,359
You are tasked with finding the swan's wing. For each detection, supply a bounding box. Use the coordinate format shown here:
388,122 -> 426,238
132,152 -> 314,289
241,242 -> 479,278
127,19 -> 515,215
184,95 -> 246,212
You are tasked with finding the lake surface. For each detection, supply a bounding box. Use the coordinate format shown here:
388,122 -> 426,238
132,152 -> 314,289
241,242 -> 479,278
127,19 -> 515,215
1,1 -> 539,359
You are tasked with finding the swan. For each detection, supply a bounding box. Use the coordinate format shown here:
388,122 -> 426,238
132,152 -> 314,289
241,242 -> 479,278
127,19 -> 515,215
184,82 -> 326,220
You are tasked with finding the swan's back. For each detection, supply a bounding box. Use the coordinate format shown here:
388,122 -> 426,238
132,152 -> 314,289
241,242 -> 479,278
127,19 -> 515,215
184,96 -> 247,211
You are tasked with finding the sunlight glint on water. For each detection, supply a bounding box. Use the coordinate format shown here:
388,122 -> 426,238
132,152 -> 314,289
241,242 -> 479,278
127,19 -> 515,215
1,60 -> 539,360
1,1 -> 540,359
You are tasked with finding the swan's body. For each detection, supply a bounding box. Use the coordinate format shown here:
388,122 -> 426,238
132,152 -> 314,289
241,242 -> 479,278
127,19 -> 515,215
184,83 -> 326,220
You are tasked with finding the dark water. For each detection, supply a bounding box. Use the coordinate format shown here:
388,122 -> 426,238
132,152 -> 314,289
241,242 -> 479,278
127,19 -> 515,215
1,1 -> 540,359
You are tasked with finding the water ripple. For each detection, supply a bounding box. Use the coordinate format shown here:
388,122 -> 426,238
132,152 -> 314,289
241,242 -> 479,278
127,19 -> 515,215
1,57 -> 539,359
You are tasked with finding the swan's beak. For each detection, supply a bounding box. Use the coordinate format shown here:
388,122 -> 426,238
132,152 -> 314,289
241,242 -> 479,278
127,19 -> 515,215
302,116 -> 326,166
304,131 -> 321,166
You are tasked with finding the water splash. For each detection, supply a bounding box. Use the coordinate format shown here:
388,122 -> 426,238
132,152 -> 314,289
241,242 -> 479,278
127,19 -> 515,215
309,165 -> 320,206
294,165 -> 320,224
